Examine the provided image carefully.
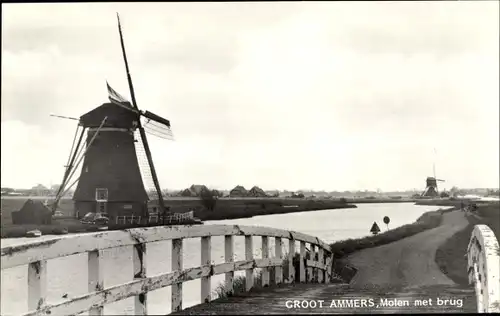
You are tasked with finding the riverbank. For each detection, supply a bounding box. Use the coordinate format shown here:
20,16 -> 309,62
0,218 -> 105,238
346,198 -> 416,204
435,203 -> 499,286
342,208 -> 470,290
0,197 -> 357,238
329,207 -> 456,282
195,199 -> 357,221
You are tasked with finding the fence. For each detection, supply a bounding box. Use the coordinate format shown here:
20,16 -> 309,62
115,211 -> 195,225
1,224 -> 334,316
467,224 -> 500,313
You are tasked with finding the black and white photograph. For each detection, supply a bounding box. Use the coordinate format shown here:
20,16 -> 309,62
1,1 -> 499,315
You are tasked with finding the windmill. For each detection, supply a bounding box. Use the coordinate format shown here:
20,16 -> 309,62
421,148 -> 445,197
421,177 -> 445,197
49,14 -> 173,222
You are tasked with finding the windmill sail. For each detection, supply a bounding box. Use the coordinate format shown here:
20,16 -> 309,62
143,117 -> 174,141
134,130 -> 162,200
115,13 -> 168,214
142,110 -> 174,140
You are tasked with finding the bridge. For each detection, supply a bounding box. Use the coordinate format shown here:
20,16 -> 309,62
1,220 -> 499,315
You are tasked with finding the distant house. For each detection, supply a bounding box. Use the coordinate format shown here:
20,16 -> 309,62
178,185 -> 213,197
230,185 -> 248,197
265,190 -> 280,197
31,184 -> 51,196
180,188 -> 194,197
291,192 -> 305,198
190,184 -> 209,196
248,186 -> 267,197
11,199 -> 52,225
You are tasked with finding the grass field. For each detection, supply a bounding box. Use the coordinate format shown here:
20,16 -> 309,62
435,203 -> 500,286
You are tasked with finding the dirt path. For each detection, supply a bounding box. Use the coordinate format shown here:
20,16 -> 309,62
346,210 -> 469,290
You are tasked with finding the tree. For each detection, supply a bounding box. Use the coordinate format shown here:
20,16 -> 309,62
200,188 -> 217,212
440,191 -> 450,198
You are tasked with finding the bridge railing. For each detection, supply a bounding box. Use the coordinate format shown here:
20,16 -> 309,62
1,224 -> 334,316
467,224 -> 500,313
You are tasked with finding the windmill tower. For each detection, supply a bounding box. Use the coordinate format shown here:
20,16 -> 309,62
49,14 -> 174,221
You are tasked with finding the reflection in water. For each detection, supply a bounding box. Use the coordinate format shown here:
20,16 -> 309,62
1,204 -> 442,315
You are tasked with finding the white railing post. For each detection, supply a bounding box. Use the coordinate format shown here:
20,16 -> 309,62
299,241 -> 306,282
201,236 -> 211,303
225,235 -> 234,295
28,260 -> 47,311
133,243 -> 147,315
261,236 -> 270,287
467,224 -> 500,313
88,250 -> 104,315
318,247 -> 324,283
245,235 -> 254,291
473,262 -> 484,312
288,239 -> 295,283
171,238 -> 183,312
308,244 -> 315,283
275,237 -> 283,285
325,253 -> 333,284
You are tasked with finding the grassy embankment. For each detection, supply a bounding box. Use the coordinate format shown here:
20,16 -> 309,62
435,203 -> 500,286
328,207 -> 454,281
0,198 -> 89,238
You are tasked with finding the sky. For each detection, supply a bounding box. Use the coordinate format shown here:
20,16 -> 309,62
1,2 -> 499,192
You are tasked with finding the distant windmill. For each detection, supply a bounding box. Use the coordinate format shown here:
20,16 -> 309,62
48,14 -> 174,221
421,177 -> 445,197
421,148 -> 445,197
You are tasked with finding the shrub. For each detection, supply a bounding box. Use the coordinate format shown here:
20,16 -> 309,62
200,189 -> 217,211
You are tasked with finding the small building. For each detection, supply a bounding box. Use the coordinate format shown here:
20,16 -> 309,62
179,188 -> 195,197
230,185 -> 248,197
31,184 -> 51,196
11,199 -> 52,225
248,186 -> 267,197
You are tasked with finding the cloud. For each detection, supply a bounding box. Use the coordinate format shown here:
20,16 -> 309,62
1,2 -> 498,191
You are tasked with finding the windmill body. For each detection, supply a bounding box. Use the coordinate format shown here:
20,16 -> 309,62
73,102 -> 149,219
